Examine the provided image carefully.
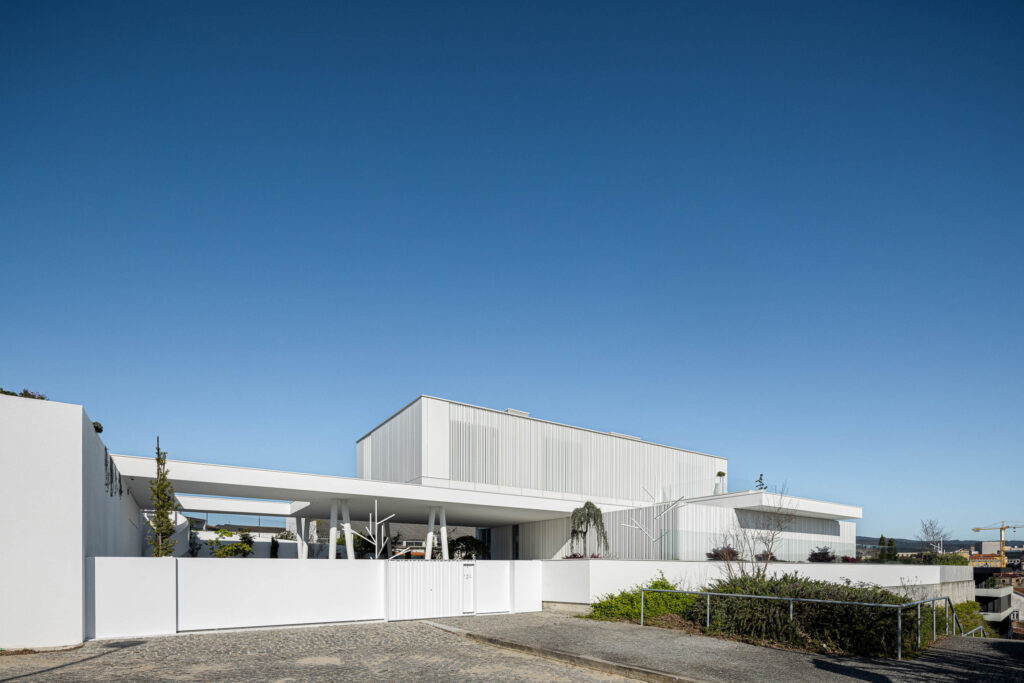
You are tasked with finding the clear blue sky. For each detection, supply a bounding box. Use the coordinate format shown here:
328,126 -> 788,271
2,2 -> 1021,542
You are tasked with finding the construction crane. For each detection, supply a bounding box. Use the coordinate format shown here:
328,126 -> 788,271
970,521 -> 1024,567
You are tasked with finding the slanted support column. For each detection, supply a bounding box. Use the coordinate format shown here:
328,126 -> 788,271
439,507 -> 449,560
425,507 -> 437,561
341,500 -> 354,561
329,501 -> 338,560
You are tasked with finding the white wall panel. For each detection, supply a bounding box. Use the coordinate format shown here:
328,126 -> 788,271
357,398 -> 422,483
448,402 -> 725,505
475,561 -> 511,613
177,559 -> 385,630
675,503 -> 855,562
513,561 -> 543,612
86,557 -> 176,639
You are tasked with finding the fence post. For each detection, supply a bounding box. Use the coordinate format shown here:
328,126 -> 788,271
932,599 -> 936,642
945,599 -> 949,636
706,593 -> 711,631
789,599 -> 793,622
640,590 -> 645,626
897,607 -> 902,661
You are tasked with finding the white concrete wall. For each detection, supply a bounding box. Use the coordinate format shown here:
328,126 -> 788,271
177,559 -> 386,630
541,560 -> 975,605
513,560 -> 543,612
85,557 -> 176,639
83,415 -> 142,559
475,561 -> 511,613
0,396 -> 86,649
675,503 -> 856,563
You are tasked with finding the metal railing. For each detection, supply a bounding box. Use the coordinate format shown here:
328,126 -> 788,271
640,588 -> 979,660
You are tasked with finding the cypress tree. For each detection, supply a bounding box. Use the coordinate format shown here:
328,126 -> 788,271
149,436 -> 177,557
887,537 -> 896,561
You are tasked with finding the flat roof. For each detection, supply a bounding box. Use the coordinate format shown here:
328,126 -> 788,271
112,454 -> 635,527
358,395 -> 724,461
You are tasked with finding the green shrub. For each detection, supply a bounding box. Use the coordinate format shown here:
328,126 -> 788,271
921,553 -> 968,566
682,573 -> 932,657
952,601 -> 997,637
589,572 -> 697,623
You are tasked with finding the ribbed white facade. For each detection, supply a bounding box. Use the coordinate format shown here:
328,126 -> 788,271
358,396 -> 727,506
496,502 -> 856,562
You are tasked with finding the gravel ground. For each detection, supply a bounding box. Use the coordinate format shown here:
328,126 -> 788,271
436,612 -> 1024,682
0,620 -> 626,682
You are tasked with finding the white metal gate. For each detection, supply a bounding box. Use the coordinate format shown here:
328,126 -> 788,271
386,561 -> 476,621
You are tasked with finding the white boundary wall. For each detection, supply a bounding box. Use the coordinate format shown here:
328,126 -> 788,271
86,558 -> 543,639
0,396 -> 141,649
85,557 -> 177,639
542,560 -> 975,604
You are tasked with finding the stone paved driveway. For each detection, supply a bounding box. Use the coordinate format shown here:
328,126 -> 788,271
0,621 -> 626,682
437,612 -> 1024,682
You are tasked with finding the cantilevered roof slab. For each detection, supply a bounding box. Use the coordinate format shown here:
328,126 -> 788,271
686,490 -> 862,520
112,455 -> 628,527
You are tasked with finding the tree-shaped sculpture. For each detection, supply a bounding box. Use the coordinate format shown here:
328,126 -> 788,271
570,501 -> 609,557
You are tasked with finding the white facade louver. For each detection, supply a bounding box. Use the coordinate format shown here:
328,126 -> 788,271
358,396 -> 727,507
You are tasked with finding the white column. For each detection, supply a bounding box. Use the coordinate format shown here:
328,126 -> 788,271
439,507 -> 449,560
297,518 -> 308,560
329,501 -> 338,560
341,500 -> 354,561
425,507 -> 437,561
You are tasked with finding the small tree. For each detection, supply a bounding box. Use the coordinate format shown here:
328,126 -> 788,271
449,535 -> 490,559
187,523 -> 202,557
270,537 -> 280,558
808,546 -> 836,563
570,501 -> 609,557
707,546 -> 740,561
915,518 -> 949,553
148,436 -> 177,557
207,528 -> 254,558
887,537 -> 897,561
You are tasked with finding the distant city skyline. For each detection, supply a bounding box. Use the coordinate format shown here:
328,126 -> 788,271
2,2 -> 1021,540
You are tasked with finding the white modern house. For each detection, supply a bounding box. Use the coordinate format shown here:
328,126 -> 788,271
6,392 -> 931,652
357,396 -> 861,562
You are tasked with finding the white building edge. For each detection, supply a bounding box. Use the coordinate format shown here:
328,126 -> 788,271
0,393 -> 863,649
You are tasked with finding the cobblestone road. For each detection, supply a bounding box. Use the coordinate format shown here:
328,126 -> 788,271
0,621 -> 626,682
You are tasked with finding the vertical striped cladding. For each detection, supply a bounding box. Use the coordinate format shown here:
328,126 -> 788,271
516,504 -> 678,560
675,504 -> 856,562
448,402 -> 724,504
356,399 -> 422,484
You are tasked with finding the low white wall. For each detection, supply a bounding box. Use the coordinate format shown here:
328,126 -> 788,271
177,559 -> 386,630
542,560 -> 975,604
513,561 -> 543,612
86,557 -> 177,639
85,557 -> 544,639
476,561 -> 511,614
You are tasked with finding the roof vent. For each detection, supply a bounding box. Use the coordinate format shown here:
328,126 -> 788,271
504,408 -> 530,417
609,432 -> 642,441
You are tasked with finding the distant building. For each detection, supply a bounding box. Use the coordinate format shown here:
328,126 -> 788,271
971,553 -> 1004,568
